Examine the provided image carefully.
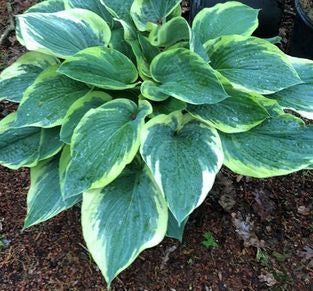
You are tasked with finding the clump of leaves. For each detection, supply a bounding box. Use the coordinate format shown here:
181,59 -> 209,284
202,231 -> 219,249
256,248 -> 270,266
1,0 -> 313,286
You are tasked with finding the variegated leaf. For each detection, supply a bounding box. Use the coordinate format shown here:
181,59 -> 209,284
270,84 -> 313,120
38,126 -> 64,161
149,48 -> 228,104
131,0 -> 181,31
288,56 -> 313,83
60,91 -> 112,144
0,52 -> 58,102
15,65 -> 90,128
115,19 -> 157,80
110,28 -> 136,62
220,114 -> 313,178
192,2 -> 259,44
58,47 -> 138,90
150,98 -> 186,117
66,0 -> 114,27
100,0 -> 134,24
27,0 -> 65,13
187,87 -> 269,133
137,33 -> 160,78
141,80 -> 169,101
141,112 -> 224,223
24,155 -> 81,228
16,0 -> 66,45
62,99 -> 152,198
148,16 -> 190,47
17,8 -> 111,59
269,56 -> 313,119
0,113 -> 63,169
166,211 -> 187,241
206,35 -> 302,94
82,163 -> 167,285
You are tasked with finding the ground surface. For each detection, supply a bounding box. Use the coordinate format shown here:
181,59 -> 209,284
0,0 -> 312,290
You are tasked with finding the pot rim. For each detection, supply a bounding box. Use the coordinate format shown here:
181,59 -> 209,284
295,0 -> 313,29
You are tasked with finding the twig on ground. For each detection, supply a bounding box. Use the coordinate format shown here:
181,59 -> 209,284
0,1 -> 15,46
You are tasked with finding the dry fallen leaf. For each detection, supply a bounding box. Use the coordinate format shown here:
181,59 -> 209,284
259,272 -> 278,287
299,246 -> 313,268
231,212 -> 265,248
253,190 -> 276,221
236,175 -> 243,183
297,206 -> 311,216
219,194 -> 236,212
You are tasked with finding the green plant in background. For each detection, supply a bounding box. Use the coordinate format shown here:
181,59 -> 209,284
202,231 -> 219,249
1,0 -> 313,286
256,248 -> 270,266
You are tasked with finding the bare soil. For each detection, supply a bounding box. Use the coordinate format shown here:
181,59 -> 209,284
0,1 -> 312,290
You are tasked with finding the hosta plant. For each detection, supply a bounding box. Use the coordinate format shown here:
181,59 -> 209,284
1,0 -> 313,285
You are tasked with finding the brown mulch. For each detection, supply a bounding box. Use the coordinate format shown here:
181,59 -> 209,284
1,167 -> 312,290
0,0 -> 313,290
0,0 -> 37,70
0,0 -> 9,33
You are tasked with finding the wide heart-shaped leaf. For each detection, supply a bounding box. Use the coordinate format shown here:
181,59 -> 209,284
24,155 -> 81,228
66,0 -> 114,27
15,65 -> 90,128
16,0 -> 66,45
269,56 -> 313,119
149,48 -> 228,104
192,2 -> 259,44
288,56 -> 313,83
141,112 -> 224,223
189,29 -> 209,62
131,0 -> 181,31
100,0 -> 133,24
17,8 -> 111,59
82,163 -> 168,285
166,211 -> 188,241
0,52 -> 58,102
58,47 -> 138,90
60,91 -> 112,144
62,99 -> 152,197
187,87 -> 269,133
269,84 -> 313,119
0,114 -> 41,169
206,35 -> 302,94
27,0 -> 65,13
148,16 -> 190,47
0,113 -> 63,169
220,114 -> 313,178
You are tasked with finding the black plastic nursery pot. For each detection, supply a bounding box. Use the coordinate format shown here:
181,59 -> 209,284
289,0 -> 313,59
190,0 -> 285,38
